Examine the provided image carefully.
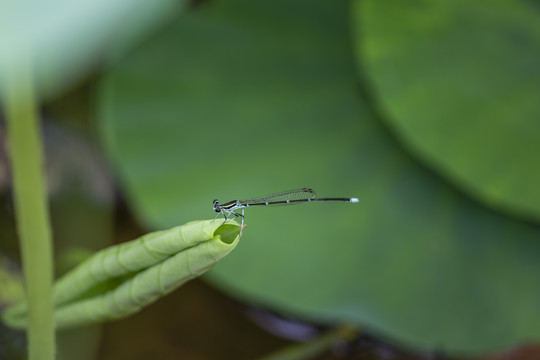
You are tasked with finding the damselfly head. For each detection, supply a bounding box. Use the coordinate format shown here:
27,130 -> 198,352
213,199 -> 220,212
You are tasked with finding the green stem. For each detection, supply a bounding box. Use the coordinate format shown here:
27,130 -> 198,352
3,65 -> 56,359
259,324 -> 359,360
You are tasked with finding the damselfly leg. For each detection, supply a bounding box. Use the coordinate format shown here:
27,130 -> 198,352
214,207 -> 245,227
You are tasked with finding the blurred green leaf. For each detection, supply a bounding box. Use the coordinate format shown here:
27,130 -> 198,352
0,0 -> 182,100
96,0 -> 540,355
0,256 -> 24,306
354,0 -> 540,220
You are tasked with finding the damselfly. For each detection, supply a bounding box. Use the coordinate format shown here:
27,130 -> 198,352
213,188 -> 359,227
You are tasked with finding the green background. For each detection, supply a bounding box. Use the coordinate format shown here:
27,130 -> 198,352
357,0 -> 540,220
95,0 -> 540,355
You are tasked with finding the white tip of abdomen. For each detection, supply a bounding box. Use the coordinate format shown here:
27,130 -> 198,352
350,198 -> 359,203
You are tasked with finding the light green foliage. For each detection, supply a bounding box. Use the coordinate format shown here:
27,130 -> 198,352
0,0 -> 181,101
2,220 -> 240,329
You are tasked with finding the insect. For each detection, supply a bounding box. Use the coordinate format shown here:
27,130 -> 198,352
213,187 -> 359,226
